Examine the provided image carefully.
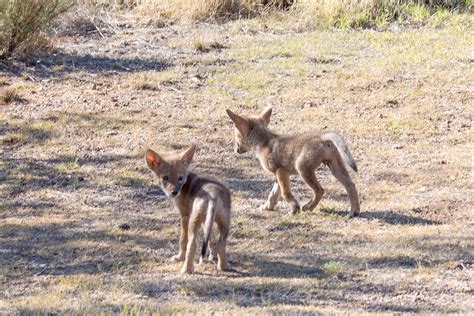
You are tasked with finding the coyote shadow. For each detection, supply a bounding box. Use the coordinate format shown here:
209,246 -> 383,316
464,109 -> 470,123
321,208 -> 441,225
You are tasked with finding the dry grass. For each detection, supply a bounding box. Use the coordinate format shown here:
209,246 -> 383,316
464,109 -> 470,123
128,70 -> 180,90
134,0 -> 292,21
0,0 -> 73,58
153,0 -> 470,28
1,87 -> 21,104
292,0 -> 472,28
73,0 -> 472,25
1,7 -> 473,315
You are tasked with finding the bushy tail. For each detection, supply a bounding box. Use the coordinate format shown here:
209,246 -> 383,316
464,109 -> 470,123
201,201 -> 217,260
325,132 -> 358,172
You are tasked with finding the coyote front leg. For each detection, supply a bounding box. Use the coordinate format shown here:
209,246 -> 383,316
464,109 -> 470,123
261,182 -> 280,211
171,216 -> 189,262
276,169 -> 300,215
181,214 -> 200,274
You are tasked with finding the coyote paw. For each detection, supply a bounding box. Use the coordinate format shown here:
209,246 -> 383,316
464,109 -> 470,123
171,254 -> 185,262
289,204 -> 300,215
198,253 -> 215,264
259,203 -> 274,212
218,262 -> 232,272
302,203 -> 315,212
348,210 -> 360,218
180,265 -> 194,274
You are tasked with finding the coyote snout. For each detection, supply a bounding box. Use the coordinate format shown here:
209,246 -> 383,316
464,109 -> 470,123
233,129 -> 250,154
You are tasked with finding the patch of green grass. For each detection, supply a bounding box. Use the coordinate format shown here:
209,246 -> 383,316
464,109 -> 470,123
129,70 -> 179,90
229,38 -> 299,61
292,0 -> 471,30
402,2 -> 432,24
118,304 -> 154,316
113,170 -> 147,187
274,219 -> 300,230
322,261 -> 344,276
386,117 -> 436,136
56,160 -> 80,174
226,71 -> 268,91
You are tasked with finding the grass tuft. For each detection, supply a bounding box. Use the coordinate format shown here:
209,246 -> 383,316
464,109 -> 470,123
0,0 -> 73,59
322,261 -> 344,276
1,87 -> 22,104
2,132 -> 26,145
56,161 -> 80,173
128,71 -> 179,90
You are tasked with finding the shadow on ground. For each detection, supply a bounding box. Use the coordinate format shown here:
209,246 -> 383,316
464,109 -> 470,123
0,222 -> 173,279
321,208 -> 441,225
0,51 -> 169,78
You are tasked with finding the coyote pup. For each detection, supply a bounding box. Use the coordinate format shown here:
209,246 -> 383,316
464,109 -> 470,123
226,108 -> 360,218
145,145 -> 231,274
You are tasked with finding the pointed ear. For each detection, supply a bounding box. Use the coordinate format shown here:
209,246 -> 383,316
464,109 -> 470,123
180,145 -> 197,165
226,109 -> 249,135
145,149 -> 162,169
260,107 -> 272,126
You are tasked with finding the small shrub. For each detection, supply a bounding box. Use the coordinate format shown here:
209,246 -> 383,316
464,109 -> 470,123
1,87 -> 21,103
0,0 -> 74,59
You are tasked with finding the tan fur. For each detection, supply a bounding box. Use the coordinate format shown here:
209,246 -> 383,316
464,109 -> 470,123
226,108 -> 360,218
145,145 -> 231,274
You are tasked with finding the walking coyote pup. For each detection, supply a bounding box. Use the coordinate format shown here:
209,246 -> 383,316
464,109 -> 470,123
226,107 -> 360,218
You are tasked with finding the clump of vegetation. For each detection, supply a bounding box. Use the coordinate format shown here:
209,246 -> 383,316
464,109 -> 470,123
292,0 -> 472,29
1,87 -> 21,103
72,0 -> 471,28
0,0 -> 73,59
322,261 -> 344,276
128,71 -> 179,90
56,160 -> 80,174
2,131 -> 26,145
135,0 -> 293,21
192,37 -> 207,52
136,0 -> 471,27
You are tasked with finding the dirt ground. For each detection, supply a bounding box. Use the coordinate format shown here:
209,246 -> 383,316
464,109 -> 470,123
1,11 -> 473,314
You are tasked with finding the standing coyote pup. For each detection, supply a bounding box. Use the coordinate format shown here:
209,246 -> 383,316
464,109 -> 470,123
145,145 -> 231,274
226,108 -> 360,218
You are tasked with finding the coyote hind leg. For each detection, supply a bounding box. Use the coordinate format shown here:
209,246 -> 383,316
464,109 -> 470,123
296,164 -> 324,212
328,158 -> 360,218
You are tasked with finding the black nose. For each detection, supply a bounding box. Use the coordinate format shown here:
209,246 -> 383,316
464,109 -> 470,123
171,191 -> 178,196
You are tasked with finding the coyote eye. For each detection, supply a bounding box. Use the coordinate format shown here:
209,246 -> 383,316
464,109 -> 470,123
178,176 -> 184,182
162,176 -> 169,181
